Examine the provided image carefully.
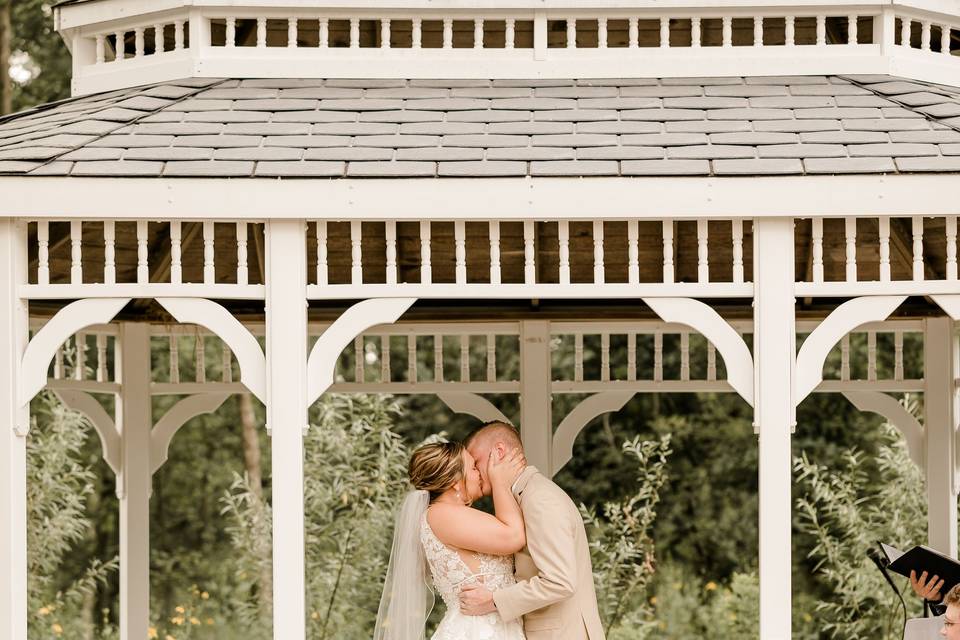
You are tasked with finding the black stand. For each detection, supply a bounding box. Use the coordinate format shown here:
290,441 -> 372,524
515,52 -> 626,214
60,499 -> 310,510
869,546 -> 908,640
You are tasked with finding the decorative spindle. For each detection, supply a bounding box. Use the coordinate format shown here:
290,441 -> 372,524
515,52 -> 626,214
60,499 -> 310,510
351,220 -> 363,284
288,18 -> 298,48
203,221 -> 215,284
103,220 -> 115,284
722,17 -> 732,47
946,216 -> 957,280
222,344 -> 233,383
628,220 -> 640,284
114,31 -> 125,61
135,28 -> 145,57
174,21 -> 185,50
316,220 -> 328,285
593,221 -> 604,284
867,331 -> 877,381
37,220 -> 49,285
170,335 -> 180,383
601,334 -> 610,382
894,331 -> 904,380
848,15 -> 858,44
662,220 -> 674,283
654,332 -> 663,381
691,17 -> 702,47
785,16 -> 795,46
844,217 -> 857,282
154,24 -> 164,53
381,335 -> 391,382
75,333 -> 86,381
567,18 -> 576,48
236,221 -> 248,285
489,221 -> 501,284
170,221 -> 182,284
70,221 -> 83,284
486,334 -> 496,382
443,18 -> 453,49
96,334 -> 108,382
812,218 -> 824,282
420,221 -> 432,284
680,332 -> 690,381
386,220 -> 398,284
840,335 -> 850,380
707,342 -> 717,381
660,17 -> 670,47
319,18 -> 329,48
254,17 -> 266,48
697,219 -> 709,283
474,19 -> 484,48
524,220 -> 536,284
136,220 -> 148,284
195,334 -> 206,383
574,334 -> 584,382
754,16 -> 763,46
598,18 -> 608,48
942,24 -> 951,55
732,219 -> 744,283
226,17 -> 236,47
382,19 -> 391,49
921,20 -> 931,50
412,18 -> 422,49
460,335 -> 470,382
407,335 -> 417,383
912,216 -> 924,280
505,19 -> 515,48
355,336 -> 364,382
455,221 -> 467,284
629,18 -> 639,48
558,220 -> 570,284
434,335 -> 443,382
816,15 -> 826,45
96,35 -> 106,63
627,332 -> 637,381
900,18 -> 911,47
879,217 -> 891,281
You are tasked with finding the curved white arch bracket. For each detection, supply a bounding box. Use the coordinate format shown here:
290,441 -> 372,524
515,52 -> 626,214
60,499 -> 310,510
552,391 -> 635,476
19,298 -> 131,410
437,392 -> 513,425
931,295 -> 960,321
156,298 -> 266,404
52,388 -> 121,475
843,390 -> 924,471
307,298 -> 417,407
795,296 -> 907,403
642,297 -> 754,407
150,393 -> 231,475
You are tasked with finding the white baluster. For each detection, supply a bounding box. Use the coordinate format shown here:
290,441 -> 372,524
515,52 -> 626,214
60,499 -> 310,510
288,18 -> 298,47
558,220 -> 570,285
37,220 -> 49,285
894,331 -> 904,380
654,332 -> 663,381
660,17 -> 670,48
351,220 -> 363,284
114,31 -> 125,61
407,335 -> 417,383
226,17 -> 236,47
628,220 -> 640,284
691,17 -> 701,47
567,18 -> 576,48
901,17 -> 911,47
732,219 -> 744,283
629,18 -> 639,48
946,216 -> 957,280
203,220 -> 215,284
54,346 -> 64,379
474,19 -> 484,48
351,18 -> 361,48
174,20 -> 185,50
601,334 -> 610,382
137,220 -> 149,284
785,16 -> 795,46
844,217 -> 857,282
316,220 -> 328,285
506,19 -> 515,49
104,220 -> 116,284
697,219 -> 709,283
381,335 -> 391,382
443,18 -> 453,49
170,335 -> 180,384
921,20 -> 931,50
574,334 -> 584,382
460,335 -> 470,382
70,220 -> 83,284
848,15 -> 858,44
195,334 -> 206,383
222,344 -> 233,383
154,24 -> 164,53
319,18 -> 329,48
722,17 -> 732,47
486,334 -> 496,382
386,220 -> 398,285
867,331 -> 877,381
256,17 -> 267,47
912,216 -> 924,280
382,19 -> 391,48
680,332 -> 690,381
75,333 -> 86,381
96,35 -> 106,63
455,220 -> 467,284
135,28 -> 145,57
355,336 -> 364,382
593,221 -> 605,284
707,342 -> 717,381
420,221 -> 432,284
489,221 -> 501,284
754,16 -> 763,46
941,24 -> 951,55
817,15 -> 826,46
879,217 -> 891,282
170,220 -> 182,284
812,218 -> 824,282
524,220 -> 536,284
412,18 -> 422,49
627,332 -> 637,381
434,335 -> 443,382
840,334 -> 850,380
662,219 -> 674,283
598,18 -> 608,48
236,221 -> 248,285
96,334 -> 108,382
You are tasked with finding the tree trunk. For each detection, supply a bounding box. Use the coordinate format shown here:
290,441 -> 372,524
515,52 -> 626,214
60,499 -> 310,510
0,0 -> 12,115
239,392 -> 272,616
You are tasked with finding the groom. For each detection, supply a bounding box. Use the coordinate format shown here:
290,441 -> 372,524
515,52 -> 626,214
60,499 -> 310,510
459,421 -> 605,640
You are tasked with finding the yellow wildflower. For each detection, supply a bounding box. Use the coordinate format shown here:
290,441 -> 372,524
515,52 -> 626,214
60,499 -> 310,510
148,627 -> 158,639
649,596 -> 657,606
38,606 -> 50,616
311,611 -> 320,620
200,591 -> 209,600
190,617 -> 201,626
51,623 -> 63,636
170,616 -> 184,626
705,581 -> 717,591
175,605 -> 185,614
166,635 -> 176,640
803,613 -> 813,622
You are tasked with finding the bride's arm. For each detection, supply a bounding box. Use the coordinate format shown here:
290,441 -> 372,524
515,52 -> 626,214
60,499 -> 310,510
429,449 -> 526,556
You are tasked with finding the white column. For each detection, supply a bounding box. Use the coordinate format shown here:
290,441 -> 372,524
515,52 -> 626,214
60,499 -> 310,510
266,220 -> 307,639
519,320 -> 552,473
116,322 -> 152,640
0,219 -> 29,640
754,218 -> 795,640
924,317 -> 959,558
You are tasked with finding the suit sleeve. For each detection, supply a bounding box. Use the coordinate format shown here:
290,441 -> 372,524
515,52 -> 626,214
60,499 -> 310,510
492,491 -> 577,622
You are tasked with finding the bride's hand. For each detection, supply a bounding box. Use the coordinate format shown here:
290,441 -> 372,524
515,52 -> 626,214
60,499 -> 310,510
487,447 -> 525,488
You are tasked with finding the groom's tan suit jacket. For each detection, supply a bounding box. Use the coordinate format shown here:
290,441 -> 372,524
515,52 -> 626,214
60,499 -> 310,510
492,467 -> 605,640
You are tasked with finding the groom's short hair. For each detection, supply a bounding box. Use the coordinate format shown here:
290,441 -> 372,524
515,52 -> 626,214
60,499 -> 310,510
464,420 -> 522,450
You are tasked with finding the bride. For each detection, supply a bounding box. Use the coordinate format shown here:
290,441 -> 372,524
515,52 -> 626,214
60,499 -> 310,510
374,440 -> 527,640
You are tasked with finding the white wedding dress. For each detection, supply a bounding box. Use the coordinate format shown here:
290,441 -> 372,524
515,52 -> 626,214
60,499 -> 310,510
420,511 -> 526,640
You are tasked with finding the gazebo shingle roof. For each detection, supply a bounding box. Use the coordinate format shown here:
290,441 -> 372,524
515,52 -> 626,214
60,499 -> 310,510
2,74 -> 960,178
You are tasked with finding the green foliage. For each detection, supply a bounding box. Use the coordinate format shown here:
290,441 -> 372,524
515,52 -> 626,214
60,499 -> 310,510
8,1 -> 71,112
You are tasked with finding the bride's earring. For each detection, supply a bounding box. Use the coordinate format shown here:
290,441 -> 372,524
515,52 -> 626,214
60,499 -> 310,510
455,483 -> 465,504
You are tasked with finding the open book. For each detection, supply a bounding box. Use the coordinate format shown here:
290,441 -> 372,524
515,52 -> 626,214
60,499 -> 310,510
880,542 -> 960,593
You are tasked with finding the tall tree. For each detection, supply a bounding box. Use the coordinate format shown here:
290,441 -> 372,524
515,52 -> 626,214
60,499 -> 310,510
9,0 -> 71,112
0,0 -> 11,115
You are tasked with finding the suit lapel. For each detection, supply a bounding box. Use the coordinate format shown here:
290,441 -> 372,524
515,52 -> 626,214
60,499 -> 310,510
512,465 -> 539,502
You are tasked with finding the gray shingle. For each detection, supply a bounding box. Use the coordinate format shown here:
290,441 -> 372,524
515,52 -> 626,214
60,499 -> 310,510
278,88 -> 363,99
450,88 -> 532,98
124,147 -> 214,161
791,85 -> 871,96
224,122 -> 312,135
749,96 -> 835,108
841,118 -> 931,131
164,161 -> 255,177
867,81 -> 937,95
705,85 -> 789,97
410,79 -> 491,88
895,156 -> 960,172
535,86 -> 619,98
758,143 -> 846,158
199,88 -> 279,100
533,109 -> 618,122
754,119 -> 841,132
530,134 -> 617,147
360,110 -> 444,123
446,111 -> 529,123
577,146 -> 664,160
184,111 -> 271,123
530,160 -> 618,176
485,147 -> 575,161
127,122 -> 225,135
487,122 -> 574,135
576,121 -> 661,134
664,97 -> 748,109
621,133 -> 708,146
491,98 -> 576,110
800,131 -> 889,143
60,147 -> 125,161
214,147 -> 304,161
881,107 -> 926,119
403,98 -> 491,111
396,147 -> 485,161
304,147 -> 393,161
172,135 -> 262,148
442,134 -> 529,148
621,159 -> 710,175
273,110 -> 356,123
938,144 -> 960,156
255,161 -> 345,177
319,99 -> 404,111
668,145 -> 756,159
399,122 -> 483,135
261,134 -> 352,148
347,161 -> 436,177
803,157 -> 896,173
326,79 -> 407,88
364,88 -> 449,99
894,91 -> 952,107
713,158 -> 803,175
114,96 -> 175,111
918,103 -> 960,118
31,161 -> 74,175
621,85 -> 702,98
168,99 -> 233,112
707,108 -> 792,120
848,143 -> 938,157
622,109 -> 705,121
71,160 -> 164,176
710,132 -> 798,144
0,146 -> 64,160
579,98 -> 663,109
438,161 -> 527,176
666,120 -> 752,133
0,161 -> 40,172
889,130 -> 960,143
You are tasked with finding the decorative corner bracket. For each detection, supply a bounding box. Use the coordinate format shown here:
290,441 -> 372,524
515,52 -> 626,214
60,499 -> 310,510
437,392 -> 513,425
552,391 -> 636,476
843,390 -> 924,470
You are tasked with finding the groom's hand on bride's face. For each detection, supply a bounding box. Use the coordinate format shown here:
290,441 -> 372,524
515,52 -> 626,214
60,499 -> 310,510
459,583 -> 496,616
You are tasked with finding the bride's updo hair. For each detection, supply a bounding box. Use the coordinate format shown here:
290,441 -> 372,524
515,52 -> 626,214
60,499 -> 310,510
408,442 -> 464,502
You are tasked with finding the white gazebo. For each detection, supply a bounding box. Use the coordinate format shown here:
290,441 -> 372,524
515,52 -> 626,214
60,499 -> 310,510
1,0 -> 960,638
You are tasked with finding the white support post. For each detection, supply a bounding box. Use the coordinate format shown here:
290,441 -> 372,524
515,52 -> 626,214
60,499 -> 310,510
753,218 -> 795,640
924,317 -> 959,558
265,219 -> 307,640
116,322 -> 152,640
0,219 -> 29,640
520,320 -> 552,473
